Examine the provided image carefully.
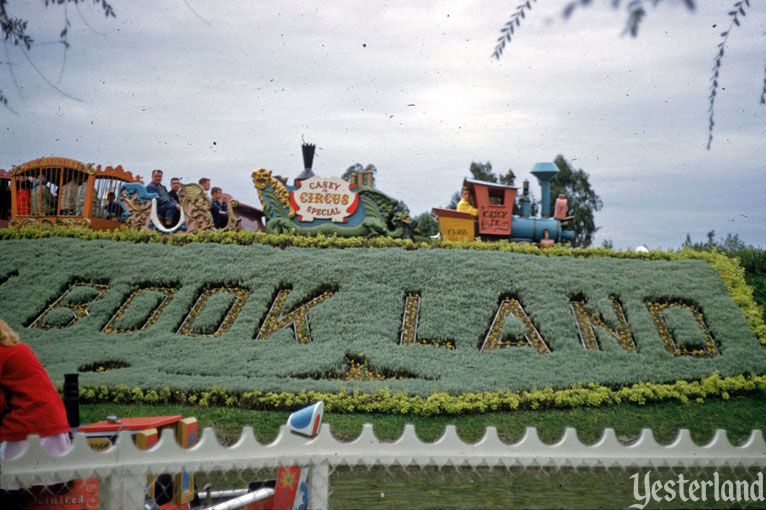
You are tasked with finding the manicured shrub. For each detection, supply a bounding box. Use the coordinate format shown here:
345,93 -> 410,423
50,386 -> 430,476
2,226 -> 765,415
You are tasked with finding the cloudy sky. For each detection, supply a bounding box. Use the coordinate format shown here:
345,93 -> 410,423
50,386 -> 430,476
2,1 -> 764,249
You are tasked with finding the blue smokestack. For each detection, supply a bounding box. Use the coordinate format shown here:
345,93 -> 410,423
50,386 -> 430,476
530,162 -> 559,218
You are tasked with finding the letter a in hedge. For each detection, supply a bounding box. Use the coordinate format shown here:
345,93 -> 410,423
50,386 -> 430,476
255,286 -> 336,343
481,297 -> 550,353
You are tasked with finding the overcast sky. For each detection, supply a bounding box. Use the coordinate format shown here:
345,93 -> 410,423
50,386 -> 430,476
2,1 -> 764,249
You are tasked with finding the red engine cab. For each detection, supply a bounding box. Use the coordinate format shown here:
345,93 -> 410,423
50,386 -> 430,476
433,179 -> 518,242
465,178 -> 517,237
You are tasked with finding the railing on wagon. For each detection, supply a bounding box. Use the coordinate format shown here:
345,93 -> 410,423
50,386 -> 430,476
8,157 -> 142,231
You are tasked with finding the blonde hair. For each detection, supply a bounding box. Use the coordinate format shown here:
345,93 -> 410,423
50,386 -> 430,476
0,319 -> 21,346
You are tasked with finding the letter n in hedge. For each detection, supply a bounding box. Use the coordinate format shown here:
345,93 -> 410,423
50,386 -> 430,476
570,297 -> 637,352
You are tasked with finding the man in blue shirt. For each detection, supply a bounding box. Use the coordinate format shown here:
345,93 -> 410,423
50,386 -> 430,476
104,191 -> 121,220
210,186 -> 229,229
146,169 -> 180,227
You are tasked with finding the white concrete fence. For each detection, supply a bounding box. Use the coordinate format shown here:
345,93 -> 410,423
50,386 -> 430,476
2,425 -> 765,509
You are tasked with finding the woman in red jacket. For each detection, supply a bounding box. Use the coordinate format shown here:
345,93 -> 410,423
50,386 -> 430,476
15,182 -> 31,216
0,319 -> 71,460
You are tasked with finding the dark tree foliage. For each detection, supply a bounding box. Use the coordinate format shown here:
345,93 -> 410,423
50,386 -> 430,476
469,161 -> 497,183
341,163 -> 377,187
414,211 -> 439,237
683,231 -> 766,275
446,191 -> 461,209
706,0 -> 756,149
683,232 -> 766,320
550,154 -> 602,248
492,0 -> 764,150
1,0 -> 116,110
499,169 -> 516,186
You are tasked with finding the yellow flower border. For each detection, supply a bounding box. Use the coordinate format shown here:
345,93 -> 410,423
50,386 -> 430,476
70,371 -> 766,415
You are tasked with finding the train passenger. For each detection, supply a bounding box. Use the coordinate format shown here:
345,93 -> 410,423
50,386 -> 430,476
15,181 -> 31,215
59,174 -> 78,215
167,177 -> 181,225
0,319 -> 71,458
169,177 -> 181,203
75,178 -> 86,215
0,178 -> 10,221
457,187 -> 478,217
199,177 -> 211,196
210,186 -> 229,229
104,191 -> 121,220
30,177 -> 56,216
147,169 -> 181,227
73,176 -> 100,217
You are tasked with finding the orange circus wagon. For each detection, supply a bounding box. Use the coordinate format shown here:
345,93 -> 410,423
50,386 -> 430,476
8,157 -> 142,231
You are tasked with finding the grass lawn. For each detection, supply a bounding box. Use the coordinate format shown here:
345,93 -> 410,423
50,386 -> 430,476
80,392 -> 766,447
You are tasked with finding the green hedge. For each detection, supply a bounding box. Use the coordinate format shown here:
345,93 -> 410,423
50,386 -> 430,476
2,226 -> 765,414
2,226 -> 762,347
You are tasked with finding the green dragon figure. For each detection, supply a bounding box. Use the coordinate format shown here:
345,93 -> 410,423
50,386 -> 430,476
252,168 -> 415,238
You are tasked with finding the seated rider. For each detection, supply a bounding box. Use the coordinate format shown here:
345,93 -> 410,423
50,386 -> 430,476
457,187 -> 478,217
146,169 -> 180,227
30,178 -> 56,216
104,191 -> 121,220
210,187 -> 229,229
74,176 -> 100,217
168,178 -> 181,203
59,175 -> 78,215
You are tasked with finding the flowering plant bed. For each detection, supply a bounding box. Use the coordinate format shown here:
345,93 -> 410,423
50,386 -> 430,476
0,235 -> 763,406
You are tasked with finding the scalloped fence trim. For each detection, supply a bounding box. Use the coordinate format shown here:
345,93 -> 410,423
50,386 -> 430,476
3,423 -> 766,510
2,226 -> 763,350
68,372 -> 766,415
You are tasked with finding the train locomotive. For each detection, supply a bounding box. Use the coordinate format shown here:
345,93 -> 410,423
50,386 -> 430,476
432,162 -> 574,246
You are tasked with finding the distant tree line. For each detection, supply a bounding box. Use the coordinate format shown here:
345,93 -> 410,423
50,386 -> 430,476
683,231 -> 766,322
683,231 -> 766,276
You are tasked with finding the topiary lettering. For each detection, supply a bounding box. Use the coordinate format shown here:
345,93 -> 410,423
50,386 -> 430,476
570,296 -> 637,353
255,285 -> 337,344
